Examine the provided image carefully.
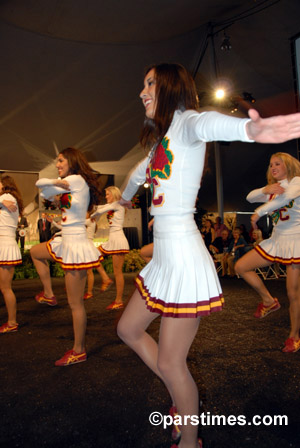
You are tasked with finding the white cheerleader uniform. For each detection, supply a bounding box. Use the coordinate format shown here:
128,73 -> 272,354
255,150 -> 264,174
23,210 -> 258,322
0,193 -> 22,266
93,202 -> 129,255
247,177 -> 300,264
122,109 -> 252,318
36,175 -> 102,270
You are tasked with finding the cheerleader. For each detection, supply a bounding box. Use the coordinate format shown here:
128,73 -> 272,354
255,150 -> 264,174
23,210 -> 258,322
30,147 -> 102,366
92,186 -> 129,310
235,152 -> 300,353
0,176 -> 23,334
116,63 -> 300,448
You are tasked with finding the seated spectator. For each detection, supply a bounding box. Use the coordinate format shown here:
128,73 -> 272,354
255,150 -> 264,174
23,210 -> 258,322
214,216 -> 228,238
201,218 -> 215,251
222,228 -> 248,277
209,229 -> 233,262
251,228 -> 263,247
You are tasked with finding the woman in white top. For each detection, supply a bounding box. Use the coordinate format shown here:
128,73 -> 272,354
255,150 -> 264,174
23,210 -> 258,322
235,152 -> 300,353
0,176 -> 23,334
30,147 -> 102,366
116,63 -> 300,448
92,186 -> 129,310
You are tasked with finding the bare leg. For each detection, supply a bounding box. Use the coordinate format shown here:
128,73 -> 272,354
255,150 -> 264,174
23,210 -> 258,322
30,243 -> 54,297
158,317 -> 201,448
112,254 -> 125,304
117,289 -> 160,376
96,262 -> 111,284
117,289 -> 199,440
86,269 -> 94,295
140,243 -> 153,264
235,249 -> 275,306
65,269 -> 87,353
285,264 -> 300,340
0,266 -> 17,325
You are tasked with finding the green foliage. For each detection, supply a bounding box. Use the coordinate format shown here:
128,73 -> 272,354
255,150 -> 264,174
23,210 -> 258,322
13,249 -> 146,281
123,249 -> 146,272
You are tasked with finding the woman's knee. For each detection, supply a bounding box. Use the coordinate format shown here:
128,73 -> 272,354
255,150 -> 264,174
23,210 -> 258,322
157,356 -> 186,381
117,318 -> 133,343
234,258 -> 245,275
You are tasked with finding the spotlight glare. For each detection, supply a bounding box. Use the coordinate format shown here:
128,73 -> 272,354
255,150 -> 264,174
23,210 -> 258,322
215,89 -> 225,100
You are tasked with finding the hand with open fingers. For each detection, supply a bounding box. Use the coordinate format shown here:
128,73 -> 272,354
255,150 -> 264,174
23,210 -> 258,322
246,109 -> 300,144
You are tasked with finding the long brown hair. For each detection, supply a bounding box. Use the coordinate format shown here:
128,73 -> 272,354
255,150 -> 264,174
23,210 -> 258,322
267,152 -> 300,184
59,147 -> 102,211
140,63 -> 199,150
1,175 -> 24,214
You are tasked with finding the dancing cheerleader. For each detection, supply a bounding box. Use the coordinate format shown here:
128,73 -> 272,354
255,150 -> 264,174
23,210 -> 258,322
116,63 -> 300,448
30,147 -> 102,366
92,186 -> 129,310
0,175 -> 23,334
236,152 -> 300,353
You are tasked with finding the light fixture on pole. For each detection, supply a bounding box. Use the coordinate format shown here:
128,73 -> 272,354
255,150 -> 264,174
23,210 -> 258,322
220,32 -> 232,51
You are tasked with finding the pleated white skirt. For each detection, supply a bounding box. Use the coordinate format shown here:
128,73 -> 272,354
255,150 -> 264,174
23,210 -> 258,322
47,229 -> 102,270
100,229 -> 129,255
255,228 -> 300,265
135,214 -> 224,318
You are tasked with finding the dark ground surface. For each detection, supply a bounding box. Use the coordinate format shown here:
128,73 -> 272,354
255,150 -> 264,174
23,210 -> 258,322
1,274 -> 300,448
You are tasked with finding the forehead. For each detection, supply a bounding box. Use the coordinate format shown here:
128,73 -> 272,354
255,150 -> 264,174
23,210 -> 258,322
144,68 -> 156,81
57,153 -> 67,161
270,156 -> 282,164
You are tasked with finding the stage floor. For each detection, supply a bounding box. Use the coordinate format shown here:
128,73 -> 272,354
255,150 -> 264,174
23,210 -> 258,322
0,274 -> 299,448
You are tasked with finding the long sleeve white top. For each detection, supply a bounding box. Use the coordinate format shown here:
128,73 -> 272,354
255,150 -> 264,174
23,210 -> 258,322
36,174 -> 90,234
122,109 -> 252,216
247,177 -> 300,234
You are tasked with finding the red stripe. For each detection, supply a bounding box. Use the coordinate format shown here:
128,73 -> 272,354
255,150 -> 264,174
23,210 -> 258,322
135,275 -> 224,318
46,240 -> 103,270
255,245 -> 300,265
99,246 -> 129,256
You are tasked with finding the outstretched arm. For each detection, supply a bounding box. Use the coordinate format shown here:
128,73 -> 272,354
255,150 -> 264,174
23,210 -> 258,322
246,109 -> 300,143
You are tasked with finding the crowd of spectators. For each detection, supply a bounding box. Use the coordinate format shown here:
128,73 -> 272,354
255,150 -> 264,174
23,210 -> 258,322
201,216 -> 266,278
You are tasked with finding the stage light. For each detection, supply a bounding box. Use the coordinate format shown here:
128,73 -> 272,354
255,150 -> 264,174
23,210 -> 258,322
220,32 -> 232,51
215,89 -> 225,100
144,182 -> 149,188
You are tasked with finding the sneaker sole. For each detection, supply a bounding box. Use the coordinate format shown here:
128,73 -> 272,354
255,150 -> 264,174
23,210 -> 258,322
36,298 -> 57,306
55,357 -> 87,367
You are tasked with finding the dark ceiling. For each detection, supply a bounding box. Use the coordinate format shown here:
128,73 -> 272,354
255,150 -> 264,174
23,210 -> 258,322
0,0 -> 300,211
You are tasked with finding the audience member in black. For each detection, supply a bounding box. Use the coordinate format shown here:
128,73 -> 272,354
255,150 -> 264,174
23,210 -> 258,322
222,228 -> 248,277
209,229 -> 233,261
201,218 -> 215,251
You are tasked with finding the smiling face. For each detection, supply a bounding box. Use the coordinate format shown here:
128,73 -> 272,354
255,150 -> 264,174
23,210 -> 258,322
140,68 -> 157,119
269,156 -> 287,181
56,154 -> 70,178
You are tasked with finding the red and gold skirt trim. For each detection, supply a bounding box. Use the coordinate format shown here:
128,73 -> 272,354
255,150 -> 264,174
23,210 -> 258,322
135,275 -> 224,318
